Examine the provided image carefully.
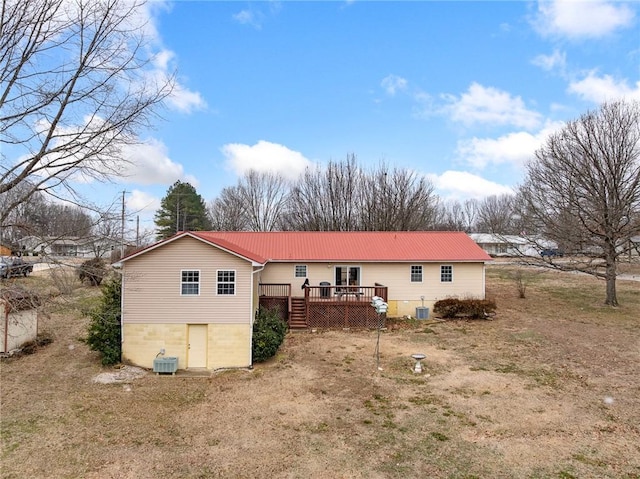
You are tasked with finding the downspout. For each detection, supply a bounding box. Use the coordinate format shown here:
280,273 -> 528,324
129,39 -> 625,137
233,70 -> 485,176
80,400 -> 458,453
120,269 -> 125,354
482,261 -> 487,299
250,264 -> 266,367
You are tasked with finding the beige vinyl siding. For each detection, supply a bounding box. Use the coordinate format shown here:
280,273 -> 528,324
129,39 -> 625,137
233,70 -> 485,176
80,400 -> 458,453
259,262 -> 347,297
371,262 -> 485,301
122,236 -> 253,325
377,262 -> 486,317
260,261 -> 485,302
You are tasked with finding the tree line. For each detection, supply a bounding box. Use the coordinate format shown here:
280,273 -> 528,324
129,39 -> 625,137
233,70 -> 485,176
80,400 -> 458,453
157,157 -> 530,238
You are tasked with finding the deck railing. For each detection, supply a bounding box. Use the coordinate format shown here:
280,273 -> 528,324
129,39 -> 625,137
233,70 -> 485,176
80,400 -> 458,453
259,283 -> 388,329
303,285 -> 387,302
259,283 -> 291,298
258,283 -> 291,320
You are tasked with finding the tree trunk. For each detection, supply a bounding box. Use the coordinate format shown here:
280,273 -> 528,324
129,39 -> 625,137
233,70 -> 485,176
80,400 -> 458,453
604,246 -> 618,307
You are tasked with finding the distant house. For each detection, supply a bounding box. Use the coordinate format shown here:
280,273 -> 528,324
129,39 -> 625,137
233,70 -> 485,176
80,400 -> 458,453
0,244 -> 12,256
118,231 -> 491,371
18,236 -> 123,259
469,233 -> 543,257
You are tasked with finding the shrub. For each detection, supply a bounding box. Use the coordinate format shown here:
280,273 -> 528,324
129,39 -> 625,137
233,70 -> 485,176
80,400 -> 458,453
78,257 -> 107,286
252,307 -> 288,363
86,275 -> 122,365
433,297 -> 497,319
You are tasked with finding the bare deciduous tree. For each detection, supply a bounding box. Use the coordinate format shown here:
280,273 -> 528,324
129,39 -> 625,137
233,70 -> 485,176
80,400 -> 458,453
0,0 -> 172,226
236,170 -> 290,232
208,186 -> 249,231
285,156 -> 439,231
519,100 -> 640,306
475,194 -> 517,234
360,163 -> 438,231
287,155 -> 363,231
433,198 -> 481,232
208,171 -> 289,231
208,156 -> 441,233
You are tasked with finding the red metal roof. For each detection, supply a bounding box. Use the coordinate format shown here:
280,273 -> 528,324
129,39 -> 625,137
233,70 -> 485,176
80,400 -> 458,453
190,231 -> 491,263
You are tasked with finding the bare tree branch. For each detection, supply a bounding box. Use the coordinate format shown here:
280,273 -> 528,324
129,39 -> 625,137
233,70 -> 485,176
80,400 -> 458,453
0,0 -> 173,226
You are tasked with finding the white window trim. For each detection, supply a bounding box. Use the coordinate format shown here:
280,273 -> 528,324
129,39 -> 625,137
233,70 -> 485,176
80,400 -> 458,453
216,269 -> 236,296
410,265 -> 423,283
440,265 -> 453,283
294,264 -> 308,278
334,265 -> 361,287
180,269 -> 201,296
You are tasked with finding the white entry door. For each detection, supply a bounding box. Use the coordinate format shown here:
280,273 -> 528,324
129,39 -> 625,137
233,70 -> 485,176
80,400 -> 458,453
188,324 -> 208,368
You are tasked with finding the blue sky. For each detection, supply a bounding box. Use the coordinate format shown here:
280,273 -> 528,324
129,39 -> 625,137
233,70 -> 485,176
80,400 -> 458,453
76,0 -> 639,232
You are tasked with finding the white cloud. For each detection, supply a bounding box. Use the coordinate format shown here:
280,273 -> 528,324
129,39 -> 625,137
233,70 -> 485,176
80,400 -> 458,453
127,189 -> 160,216
152,48 -> 174,71
428,171 -> 514,201
568,72 -> 640,103
221,140 -> 312,180
456,121 -> 564,170
531,49 -> 566,72
233,9 -> 264,29
443,83 -> 542,129
381,74 -> 408,96
149,49 -> 207,114
121,139 -> 198,186
533,0 -> 635,39
166,82 -> 207,113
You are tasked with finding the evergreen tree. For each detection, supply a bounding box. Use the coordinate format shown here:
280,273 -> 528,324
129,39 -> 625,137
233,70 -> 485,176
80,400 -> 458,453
155,181 -> 212,239
86,276 -> 122,366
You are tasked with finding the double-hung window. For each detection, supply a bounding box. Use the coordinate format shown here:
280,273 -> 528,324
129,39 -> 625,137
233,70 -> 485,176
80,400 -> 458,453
410,265 -> 423,283
181,270 -> 200,295
217,270 -> 236,295
294,265 -> 307,278
440,265 -> 453,283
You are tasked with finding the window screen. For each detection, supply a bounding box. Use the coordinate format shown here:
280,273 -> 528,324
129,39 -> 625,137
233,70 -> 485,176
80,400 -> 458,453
181,270 -> 200,295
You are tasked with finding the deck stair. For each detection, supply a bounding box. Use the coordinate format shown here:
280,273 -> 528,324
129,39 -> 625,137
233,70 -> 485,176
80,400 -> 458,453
289,298 -> 307,330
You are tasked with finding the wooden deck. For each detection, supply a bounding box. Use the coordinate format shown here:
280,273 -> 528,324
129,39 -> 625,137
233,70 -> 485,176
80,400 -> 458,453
259,284 -> 388,329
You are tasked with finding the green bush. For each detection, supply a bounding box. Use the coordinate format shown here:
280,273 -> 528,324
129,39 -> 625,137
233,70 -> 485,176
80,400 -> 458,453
78,257 -> 107,286
252,307 -> 288,363
433,297 -> 497,319
86,275 -> 122,365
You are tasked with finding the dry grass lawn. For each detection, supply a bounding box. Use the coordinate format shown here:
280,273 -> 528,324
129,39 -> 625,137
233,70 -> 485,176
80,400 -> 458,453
1,264 -> 639,479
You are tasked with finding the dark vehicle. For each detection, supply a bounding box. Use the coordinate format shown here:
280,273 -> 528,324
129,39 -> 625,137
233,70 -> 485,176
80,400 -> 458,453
0,256 -> 34,278
540,248 -> 564,258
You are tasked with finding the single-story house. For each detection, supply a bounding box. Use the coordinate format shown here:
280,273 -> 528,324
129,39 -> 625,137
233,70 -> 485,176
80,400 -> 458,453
469,233 -> 545,257
18,235 -> 123,258
631,236 -> 640,257
118,231 -> 491,371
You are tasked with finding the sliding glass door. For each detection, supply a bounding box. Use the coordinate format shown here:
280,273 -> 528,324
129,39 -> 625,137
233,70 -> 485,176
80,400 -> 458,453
335,266 -> 360,290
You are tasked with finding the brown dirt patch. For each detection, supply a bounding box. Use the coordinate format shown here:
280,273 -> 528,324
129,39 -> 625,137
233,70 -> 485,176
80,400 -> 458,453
1,265 -> 639,478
